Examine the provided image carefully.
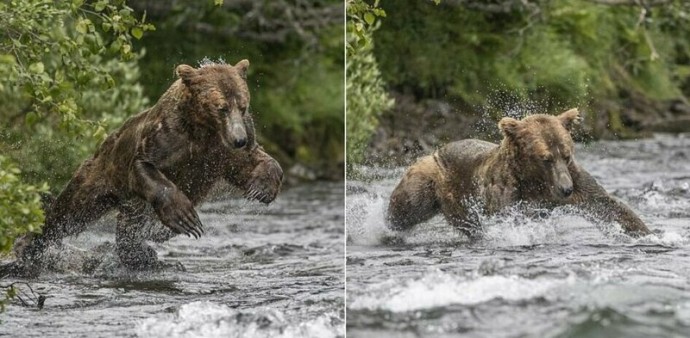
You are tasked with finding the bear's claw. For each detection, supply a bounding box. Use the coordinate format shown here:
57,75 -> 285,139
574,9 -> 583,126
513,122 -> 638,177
245,187 -> 271,203
245,184 -> 275,204
154,189 -> 204,239
244,158 -> 283,204
167,206 -> 202,238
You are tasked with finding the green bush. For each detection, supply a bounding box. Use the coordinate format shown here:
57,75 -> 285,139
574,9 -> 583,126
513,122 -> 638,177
0,156 -> 46,253
0,0 -> 151,190
346,0 -> 393,169
0,0 -> 151,262
373,0 -> 689,115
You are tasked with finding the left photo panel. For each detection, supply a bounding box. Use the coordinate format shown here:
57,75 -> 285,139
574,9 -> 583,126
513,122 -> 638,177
0,1 -> 345,337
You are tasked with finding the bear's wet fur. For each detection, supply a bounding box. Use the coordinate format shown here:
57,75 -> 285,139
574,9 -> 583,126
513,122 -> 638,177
15,60 -> 283,274
387,108 -> 650,238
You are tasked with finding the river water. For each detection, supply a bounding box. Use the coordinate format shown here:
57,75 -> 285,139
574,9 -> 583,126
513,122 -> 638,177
0,182 -> 344,338
346,134 -> 690,338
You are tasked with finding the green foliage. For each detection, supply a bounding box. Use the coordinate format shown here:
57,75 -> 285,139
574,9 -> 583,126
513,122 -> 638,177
346,0 -> 387,56
0,0 -> 151,262
346,0 -> 393,168
0,156 -> 47,253
372,0 -> 690,115
0,0 -> 151,189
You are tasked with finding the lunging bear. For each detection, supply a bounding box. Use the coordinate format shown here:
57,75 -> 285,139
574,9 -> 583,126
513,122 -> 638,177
387,108 -> 650,237
17,60 -> 283,273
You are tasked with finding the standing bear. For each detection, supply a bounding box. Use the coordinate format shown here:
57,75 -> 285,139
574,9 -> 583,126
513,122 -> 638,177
387,108 -> 650,238
16,60 -> 283,273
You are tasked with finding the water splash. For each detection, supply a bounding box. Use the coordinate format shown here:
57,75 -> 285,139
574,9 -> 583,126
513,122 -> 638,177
345,177 -> 654,248
198,57 -> 227,67
346,190 -> 393,245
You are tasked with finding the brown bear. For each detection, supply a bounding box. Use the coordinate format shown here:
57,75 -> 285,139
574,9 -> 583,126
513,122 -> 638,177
387,108 -> 650,238
16,60 -> 283,273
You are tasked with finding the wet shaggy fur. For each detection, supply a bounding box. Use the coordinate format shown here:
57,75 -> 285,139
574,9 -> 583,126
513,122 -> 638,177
16,60 -> 283,273
387,108 -> 650,238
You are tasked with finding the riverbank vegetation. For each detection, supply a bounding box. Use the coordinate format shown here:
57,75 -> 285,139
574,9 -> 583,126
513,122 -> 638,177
348,0 -> 690,167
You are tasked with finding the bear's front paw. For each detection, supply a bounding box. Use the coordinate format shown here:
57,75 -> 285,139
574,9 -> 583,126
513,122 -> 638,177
152,188 -> 204,238
245,158 -> 283,204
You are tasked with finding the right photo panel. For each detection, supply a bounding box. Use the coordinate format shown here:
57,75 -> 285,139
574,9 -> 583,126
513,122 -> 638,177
346,1 -> 690,337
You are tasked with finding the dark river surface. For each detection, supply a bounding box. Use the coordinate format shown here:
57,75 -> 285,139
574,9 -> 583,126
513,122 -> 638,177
346,134 -> 690,338
0,182 -> 344,337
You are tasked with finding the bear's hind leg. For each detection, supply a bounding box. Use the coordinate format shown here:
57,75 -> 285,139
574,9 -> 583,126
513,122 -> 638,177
115,202 -> 165,270
386,156 -> 442,231
20,160 -> 118,269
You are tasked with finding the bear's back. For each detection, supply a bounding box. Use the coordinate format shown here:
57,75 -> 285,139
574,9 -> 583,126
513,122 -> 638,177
436,139 -> 496,175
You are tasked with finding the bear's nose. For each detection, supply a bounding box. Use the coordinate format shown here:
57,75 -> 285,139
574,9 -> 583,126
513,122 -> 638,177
234,138 -> 247,149
561,186 -> 573,197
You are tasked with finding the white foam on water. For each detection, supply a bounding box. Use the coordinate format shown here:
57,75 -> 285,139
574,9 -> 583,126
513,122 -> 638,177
137,301 -> 342,338
633,230 -> 688,247
638,189 -> 690,215
481,207 -> 598,247
350,270 -> 571,313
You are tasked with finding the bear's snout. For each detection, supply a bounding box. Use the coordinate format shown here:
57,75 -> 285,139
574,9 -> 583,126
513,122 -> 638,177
234,137 -> 247,149
560,185 -> 573,198
226,117 -> 248,149
230,123 -> 247,148
553,161 -> 573,199
556,171 -> 573,198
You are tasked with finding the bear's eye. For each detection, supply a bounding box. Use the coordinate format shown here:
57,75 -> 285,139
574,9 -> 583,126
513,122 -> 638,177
542,157 -> 554,165
564,155 -> 572,163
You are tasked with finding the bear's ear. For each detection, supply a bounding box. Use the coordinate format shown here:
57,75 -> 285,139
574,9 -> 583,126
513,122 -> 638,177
176,64 -> 197,85
235,59 -> 250,79
498,117 -> 522,139
558,108 -> 580,131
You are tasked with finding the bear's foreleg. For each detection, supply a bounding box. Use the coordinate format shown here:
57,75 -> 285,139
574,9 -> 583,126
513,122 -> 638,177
129,160 -> 204,238
386,156 -> 442,231
571,167 -> 650,236
225,147 -> 283,204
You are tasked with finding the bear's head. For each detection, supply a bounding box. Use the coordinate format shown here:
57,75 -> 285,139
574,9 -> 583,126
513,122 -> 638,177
175,60 -> 254,150
498,108 -> 581,200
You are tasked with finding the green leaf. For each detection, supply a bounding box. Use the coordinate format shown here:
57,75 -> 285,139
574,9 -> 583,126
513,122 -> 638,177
29,62 -> 44,74
94,1 -> 106,12
92,125 -> 107,140
0,54 -> 16,65
76,18 -> 90,34
364,12 -> 375,25
25,111 -> 38,125
214,0 -> 224,5
131,27 -> 143,39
